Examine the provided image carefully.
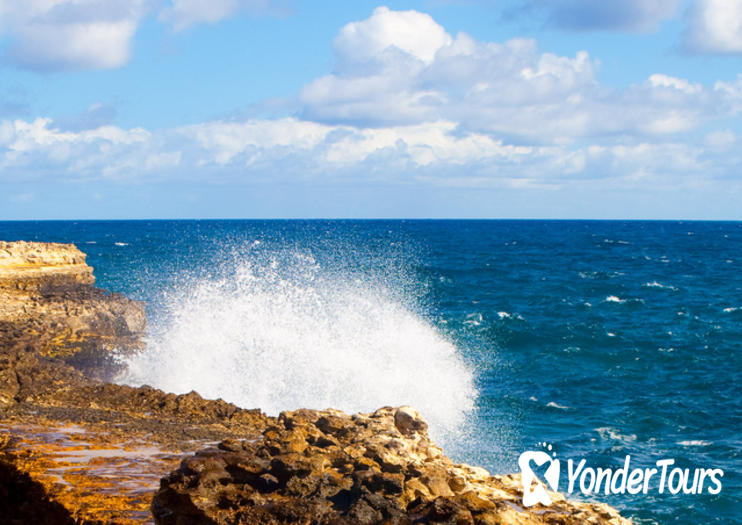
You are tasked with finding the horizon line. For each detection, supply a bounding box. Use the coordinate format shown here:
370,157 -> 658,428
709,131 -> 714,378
2,217 -> 742,222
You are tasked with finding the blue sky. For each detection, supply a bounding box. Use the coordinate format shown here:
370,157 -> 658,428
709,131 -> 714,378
1,0 -> 741,219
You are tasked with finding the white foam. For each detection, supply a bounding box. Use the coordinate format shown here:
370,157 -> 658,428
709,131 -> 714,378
497,311 -> 511,319
605,295 -> 625,303
643,281 -> 677,290
546,401 -> 569,410
118,250 -> 476,443
677,440 -> 711,447
723,307 -> 738,313
114,242 -> 128,247
595,427 -> 637,443
464,312 -> 483,326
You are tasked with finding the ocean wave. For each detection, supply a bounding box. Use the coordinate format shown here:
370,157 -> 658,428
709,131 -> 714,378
643,281 -> 677,291
546,401 -> 570,410
118,248 -> 476,443
677,440 -> 711,447
114,242 -> 129,247
723,307 -> 739,313
604,295 -> 626,303
463,312 -> 483,326
595,427 -> 637,443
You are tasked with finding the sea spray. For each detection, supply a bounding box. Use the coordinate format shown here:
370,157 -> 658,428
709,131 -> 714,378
118,248 -> 476,444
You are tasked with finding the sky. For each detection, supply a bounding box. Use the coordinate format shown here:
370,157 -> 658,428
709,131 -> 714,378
1,0 -> 742,219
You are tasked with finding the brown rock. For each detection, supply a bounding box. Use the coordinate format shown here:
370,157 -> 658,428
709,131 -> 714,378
0,241 -> 146,382
153,407 -> 631,525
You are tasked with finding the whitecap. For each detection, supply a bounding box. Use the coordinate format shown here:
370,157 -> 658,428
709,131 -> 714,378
546,401 -> 570,410
723,307 -> 739,313
605,295 -> 625,303
643,281 -> 677,290
114,242 -> 128,247
595,427 -> 637,443
677,440 -> 711,447
497,311 -> 511,319
463,312 -> 483,326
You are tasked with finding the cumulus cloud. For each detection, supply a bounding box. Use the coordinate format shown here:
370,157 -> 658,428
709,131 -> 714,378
518,0 -> 679,32
300,7 -> 729,143
334,6 -> 452,66
684,0 -> 742,53
0,0 -> 149,71
159,0 -> 284,31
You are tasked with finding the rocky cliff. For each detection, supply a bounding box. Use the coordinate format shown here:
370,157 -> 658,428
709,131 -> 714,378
0,241 -> 146,380
0,241 -> 631,525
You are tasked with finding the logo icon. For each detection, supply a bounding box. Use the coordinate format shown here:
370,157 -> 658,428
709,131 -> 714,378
518,443 -> 560,507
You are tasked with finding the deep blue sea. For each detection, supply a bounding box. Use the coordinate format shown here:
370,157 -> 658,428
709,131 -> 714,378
1,220 -> 740,524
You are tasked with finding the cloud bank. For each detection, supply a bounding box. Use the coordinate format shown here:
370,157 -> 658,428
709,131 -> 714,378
1,6 -> 742,204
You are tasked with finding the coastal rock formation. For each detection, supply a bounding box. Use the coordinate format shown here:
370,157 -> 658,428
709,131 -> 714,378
153,406 -> 630,525
0,241 -> 146,380
0,241 -> 631,525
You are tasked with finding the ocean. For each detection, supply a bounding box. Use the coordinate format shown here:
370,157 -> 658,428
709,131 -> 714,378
1,219 -> 739,524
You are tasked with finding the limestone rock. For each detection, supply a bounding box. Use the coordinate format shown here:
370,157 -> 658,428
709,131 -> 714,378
0,241 -> 145,379
153,407 -> 631,525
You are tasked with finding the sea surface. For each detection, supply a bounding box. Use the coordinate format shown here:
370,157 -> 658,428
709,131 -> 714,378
1,220 -> 739,524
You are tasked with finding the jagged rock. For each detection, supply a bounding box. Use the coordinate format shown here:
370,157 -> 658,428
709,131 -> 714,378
153,407 -> 631,525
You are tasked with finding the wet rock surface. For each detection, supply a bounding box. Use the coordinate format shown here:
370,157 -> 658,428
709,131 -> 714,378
0,241 -> 631,524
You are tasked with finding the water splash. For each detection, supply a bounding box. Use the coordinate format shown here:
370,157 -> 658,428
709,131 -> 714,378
118,248 -> 476,442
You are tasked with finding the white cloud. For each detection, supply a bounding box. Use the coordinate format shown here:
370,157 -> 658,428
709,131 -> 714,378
0,0 -> 149,71
649,73 -> 703,94
333,6 -> 452,66
1,115 -> 739,194
300,8 -> 728,143
684,0 -> 742,53
159,0 -> 280,31
704,129 -> 737,150
1,5 -> 740,204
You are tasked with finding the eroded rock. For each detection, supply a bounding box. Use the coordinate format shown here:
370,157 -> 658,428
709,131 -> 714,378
0,241 -> 146,381
153,407 -> 631,525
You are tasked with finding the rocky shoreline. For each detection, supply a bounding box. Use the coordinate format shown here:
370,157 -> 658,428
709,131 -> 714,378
0,241 -> 630,524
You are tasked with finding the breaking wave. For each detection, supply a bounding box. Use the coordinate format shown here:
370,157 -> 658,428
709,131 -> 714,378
118,248 -> 476,442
